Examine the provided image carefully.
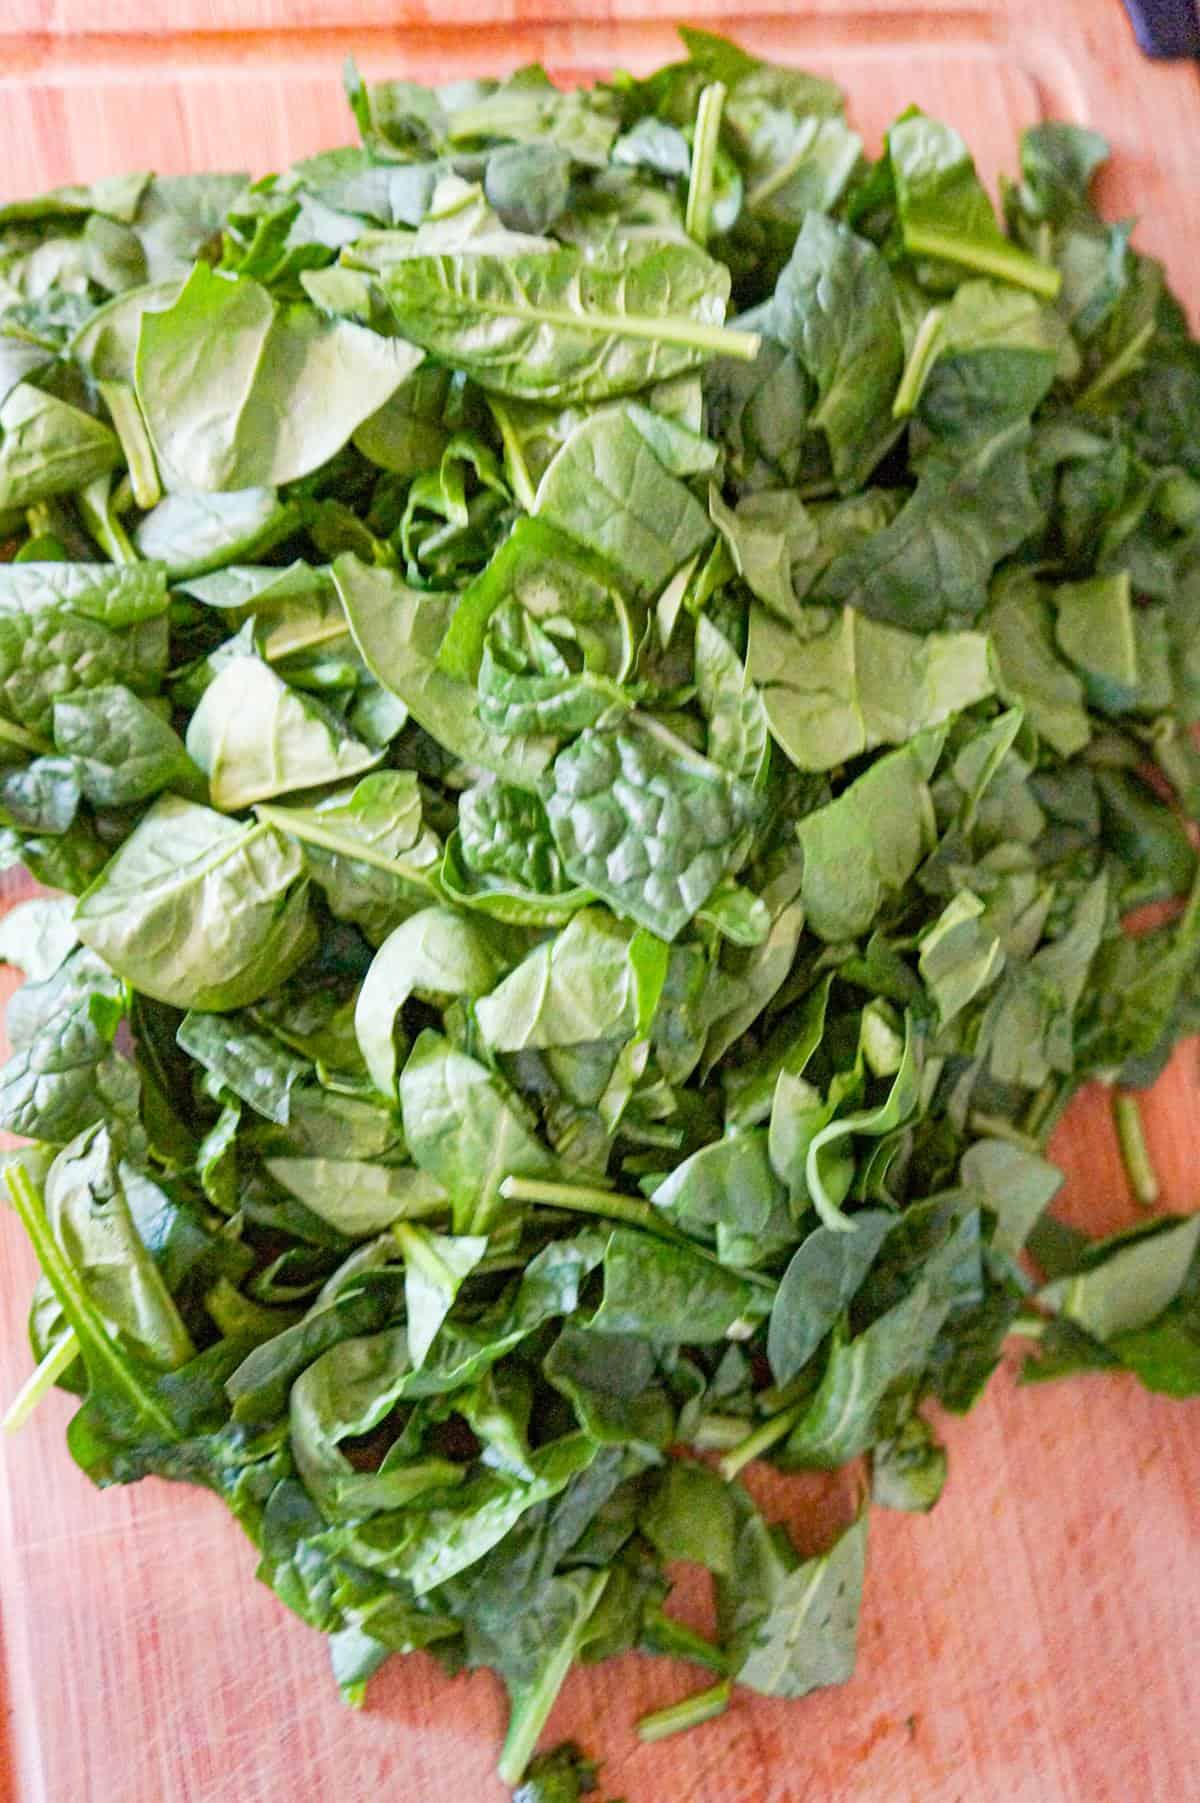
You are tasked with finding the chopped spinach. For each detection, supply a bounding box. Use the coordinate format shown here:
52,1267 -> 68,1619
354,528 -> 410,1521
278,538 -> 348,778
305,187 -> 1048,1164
2,32 -> 1200,1798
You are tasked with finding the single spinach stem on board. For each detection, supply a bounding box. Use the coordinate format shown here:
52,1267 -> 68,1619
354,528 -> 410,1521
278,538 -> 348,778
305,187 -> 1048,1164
1113,1090 -> 1160,1208
2,1329 -> 79,1434
637,1678 -> 732,1743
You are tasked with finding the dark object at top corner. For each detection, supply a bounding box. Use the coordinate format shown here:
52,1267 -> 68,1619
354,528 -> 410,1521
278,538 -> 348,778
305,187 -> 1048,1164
1122,0 -> 1200,57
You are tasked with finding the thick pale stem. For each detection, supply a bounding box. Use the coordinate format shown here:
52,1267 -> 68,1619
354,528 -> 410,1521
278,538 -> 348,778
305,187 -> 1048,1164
0,717 -> 53,757
969,1111 -> 1044,1155
391,1220 -> 457,1289
892,306 -> 945,418
2,1330 -> 79,1435
486,397 -> 537,514
78,477 -> 137,566
99,379 -> 162,511
499,1175 -> 776,1293
498,1173 -> 678,1240
1077,320 -> 1156,410
1022,1079 -> 1059,1144
718,1400 -> 806,1482
903,226 -> 1061,299
254,803 -> 433,884
4,1166 -> 180,1444
692,1411 -> 756,1452
686,82 -> 727,247
1113,1090 -> 1160,1208
642,1608 -> 729,1675
637,1679 -> 732,1743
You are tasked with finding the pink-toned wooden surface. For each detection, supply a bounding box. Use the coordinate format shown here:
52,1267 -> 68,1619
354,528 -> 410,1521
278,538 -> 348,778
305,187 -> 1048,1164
2,7 -> 1200,1801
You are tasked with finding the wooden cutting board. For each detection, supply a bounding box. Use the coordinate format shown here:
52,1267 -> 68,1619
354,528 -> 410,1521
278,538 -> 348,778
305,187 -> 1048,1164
2,5 -> 1199,1799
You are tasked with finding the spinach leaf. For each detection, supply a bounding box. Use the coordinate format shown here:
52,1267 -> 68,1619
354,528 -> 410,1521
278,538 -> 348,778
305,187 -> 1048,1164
988,571 -> 1091,757
749,605 -> 992,771
1106,1271 -> 1200,1399
784,1213 -> 979,1465
1053,572 -> 1139,715
134,488 -> 300,577
257,772 -> 442,943
745,114 -> 862,225
795,732 -> 943,941
52,684 -> 198,807
176,1010 -> 310,1125
723,1506 -> 867,1698
888,113 -> 1060,298
534,407 -> 713,598
649,1131 -> 788,1254
701,860 -> 809,1073
510,1743 -> 599,1803
872,1413 -> 947,1512
3,37 -> 1200,1790
355,908 -> 502,1099
74,795 -> 315,1011
263,1159 -> 447,1237
817,421 -> 1044,631
438,516 -> 633,685
475,909 -> 638,1051
377,238 -> 755,403
186,654 -> 381,810
0,946 -> 136,1144
476,601 -> 631,740
43,1126 -> 195,1370
334,555 -> 554,786
903,280 -> 1060,433
960,1138 -> 1062,1259
694,614 -> 770,785
1016,122 -> 1109,225
495,1569 -> 611,1786
0,559 -> 168,734
804,1014 -> 923,1231
136,263 -> 423,490
0,895 -> 78,982
0,382 -> 120,509
1039,1214 -> 1200,1342
397,1223 -> 488,1368
767,1212 -> 893,1386
764,213 -> 903,489
445,782 -> 591,926
590,1228 -> 769,1344
544,720 -> 760,941
398,1030 -> 557,1233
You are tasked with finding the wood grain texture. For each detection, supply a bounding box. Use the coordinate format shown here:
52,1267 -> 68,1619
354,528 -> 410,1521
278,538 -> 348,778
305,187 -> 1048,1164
1,7 -> 1199,1801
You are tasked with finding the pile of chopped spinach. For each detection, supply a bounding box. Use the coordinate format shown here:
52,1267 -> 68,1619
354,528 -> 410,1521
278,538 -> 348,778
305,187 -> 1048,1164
3,28 -> 1200,1792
